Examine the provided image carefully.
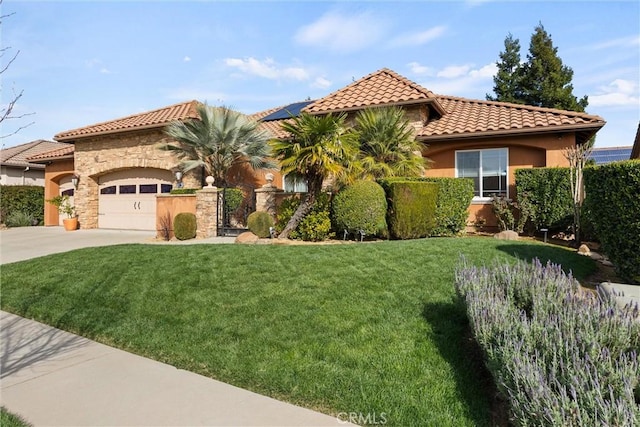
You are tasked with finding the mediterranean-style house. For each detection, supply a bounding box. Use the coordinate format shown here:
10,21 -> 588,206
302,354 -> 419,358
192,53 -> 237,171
33,68 -> 606,231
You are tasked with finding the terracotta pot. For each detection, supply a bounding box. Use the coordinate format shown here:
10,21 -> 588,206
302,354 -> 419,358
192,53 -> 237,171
63,217 -> 78,231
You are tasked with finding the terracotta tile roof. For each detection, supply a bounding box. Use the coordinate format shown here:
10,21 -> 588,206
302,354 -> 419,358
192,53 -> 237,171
27,144 -> 75,162
1,140 -> 72,168
303,68 -> 445,115
419,95 -> 605,141
55,100 -> 200,141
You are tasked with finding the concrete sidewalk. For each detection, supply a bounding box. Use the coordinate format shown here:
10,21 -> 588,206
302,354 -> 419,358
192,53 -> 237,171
0,311 -> 347,426
0,226 -> 236,265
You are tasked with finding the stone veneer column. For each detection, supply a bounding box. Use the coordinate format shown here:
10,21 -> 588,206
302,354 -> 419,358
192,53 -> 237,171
195,186 -> 218,238
254,173 -> 281,219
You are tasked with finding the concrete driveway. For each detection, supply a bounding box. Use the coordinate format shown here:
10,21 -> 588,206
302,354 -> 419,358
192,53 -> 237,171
0,226 -> 235,265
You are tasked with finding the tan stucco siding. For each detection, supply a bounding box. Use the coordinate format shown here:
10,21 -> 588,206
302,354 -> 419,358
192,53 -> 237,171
422,132 -> 576,228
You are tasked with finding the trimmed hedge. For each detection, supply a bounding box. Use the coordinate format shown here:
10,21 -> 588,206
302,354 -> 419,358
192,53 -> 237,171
515,168 -> 572,230
378,179 -> 437,239
169,188 -> 197,195
174,212 -> 197,240
419,177 -> 474,236
247,211 -> 274,238
584,160 -> 640,283
377,177 -> 473,236
0,185 -> 44,225
331,180 -> 388,238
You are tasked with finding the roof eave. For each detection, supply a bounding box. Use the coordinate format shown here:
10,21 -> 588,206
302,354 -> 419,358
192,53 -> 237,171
306,98 -> 446,116
418,122 -> 606,142
55,122 -> 176,142
29,155 -> 75,164
0,162 -> 46,169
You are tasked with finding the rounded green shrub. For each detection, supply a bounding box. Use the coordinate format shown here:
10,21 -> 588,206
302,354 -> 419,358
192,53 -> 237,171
247,211 -> 274,238
173,212 -> 197,240
332,180 -> 387,237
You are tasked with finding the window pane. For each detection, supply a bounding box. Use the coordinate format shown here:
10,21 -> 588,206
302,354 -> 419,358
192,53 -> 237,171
100,186 -> 116,195
119,184 -> 136,194
284,175 -> 308,193
61,189 -> 74,197
139,184 -> 157,194
456,151 -> 480,196
160,184 -> 173,193
481,149 -> 507,198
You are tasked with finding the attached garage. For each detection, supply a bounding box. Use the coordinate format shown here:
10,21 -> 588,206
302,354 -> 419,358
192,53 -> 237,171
98,168 -> 173,230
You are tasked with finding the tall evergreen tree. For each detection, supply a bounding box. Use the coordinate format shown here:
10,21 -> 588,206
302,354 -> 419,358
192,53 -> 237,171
486,33 -> 524,104
487,24 -> 588,112
520,24 -> 588,112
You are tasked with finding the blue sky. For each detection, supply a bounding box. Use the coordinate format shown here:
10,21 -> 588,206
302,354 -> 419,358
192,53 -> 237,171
2,0 -> 639,149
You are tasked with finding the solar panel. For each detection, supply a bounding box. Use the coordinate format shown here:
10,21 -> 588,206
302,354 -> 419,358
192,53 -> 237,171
588,147 -> 632,165
260,101 -> 315,122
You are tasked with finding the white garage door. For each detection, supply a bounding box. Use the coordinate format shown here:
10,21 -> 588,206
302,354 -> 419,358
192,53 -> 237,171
59,176 -> 75,226
98,169 -> 173,230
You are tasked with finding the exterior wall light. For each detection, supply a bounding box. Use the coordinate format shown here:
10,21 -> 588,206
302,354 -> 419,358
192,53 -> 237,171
71,174 -> 79,189
175,170 -> 183,188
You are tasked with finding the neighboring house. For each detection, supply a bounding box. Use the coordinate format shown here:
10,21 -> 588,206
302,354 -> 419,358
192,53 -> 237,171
38,67 -> 606,231
0,140 -> 71,186
588,146 -> 633,165
631,123 -> 640,159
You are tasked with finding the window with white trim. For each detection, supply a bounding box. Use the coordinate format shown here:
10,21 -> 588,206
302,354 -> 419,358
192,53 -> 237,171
455,148 -> 508,200
284,175 -> 308,193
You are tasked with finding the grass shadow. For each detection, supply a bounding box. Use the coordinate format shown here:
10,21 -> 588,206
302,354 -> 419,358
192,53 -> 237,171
495,242 -> 596,281
422,301 -> 509,427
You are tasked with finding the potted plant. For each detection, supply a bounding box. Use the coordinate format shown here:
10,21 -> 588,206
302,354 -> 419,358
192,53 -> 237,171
47,195 -> 78,231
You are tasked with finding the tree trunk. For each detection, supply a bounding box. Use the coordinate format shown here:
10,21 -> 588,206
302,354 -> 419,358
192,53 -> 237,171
278,176 -> 323,239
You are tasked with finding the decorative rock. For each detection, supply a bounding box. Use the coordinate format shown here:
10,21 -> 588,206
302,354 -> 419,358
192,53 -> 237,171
599,259 -> 614,267
577,244 -> 591,256
589,251 -> 603,261
235,231 -> 259,244
494,230 -> 519,240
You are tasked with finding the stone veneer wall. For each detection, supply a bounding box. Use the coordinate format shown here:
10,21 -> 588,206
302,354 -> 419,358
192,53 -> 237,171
73,128 -> 201,229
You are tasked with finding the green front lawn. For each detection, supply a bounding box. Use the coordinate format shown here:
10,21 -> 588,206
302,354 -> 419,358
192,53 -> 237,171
0,237 -> 594,426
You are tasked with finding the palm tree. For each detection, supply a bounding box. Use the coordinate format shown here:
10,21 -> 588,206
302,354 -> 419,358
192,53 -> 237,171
353,106 -> 427,180
161,104 -> 276,186
271,112 -> 358,239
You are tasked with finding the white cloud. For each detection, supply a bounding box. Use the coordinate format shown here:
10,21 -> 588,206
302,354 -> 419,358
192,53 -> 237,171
470,63 -> 498,79
591,35 -> 640,50
183,56 -> 191,62
407,62 -> 435,76
312,77 -> 332,89
85,58 -> 111,74
294,10 -> 387,53
389,26 -> 447,47
589,79 -> 639,107
224,57 -> 310,81
437,65 -> 472,79
419,63 -> 496,97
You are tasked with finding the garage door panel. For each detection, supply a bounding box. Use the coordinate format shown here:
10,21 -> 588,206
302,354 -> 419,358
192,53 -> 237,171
98,169 -> 173,230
